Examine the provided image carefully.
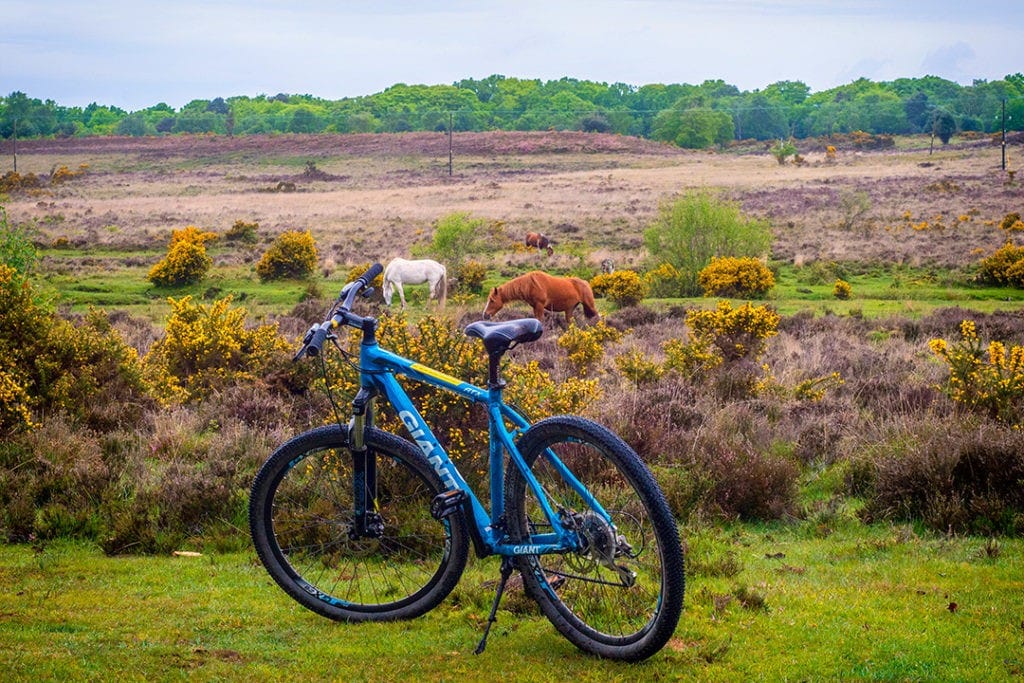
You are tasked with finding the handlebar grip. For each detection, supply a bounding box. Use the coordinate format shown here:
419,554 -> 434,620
356,263 -> 383,288
305,322 -> 332,357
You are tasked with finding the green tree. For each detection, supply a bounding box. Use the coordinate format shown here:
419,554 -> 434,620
424,212 -> 488,268
643,192 -> 772,296
932,109 -> 957,144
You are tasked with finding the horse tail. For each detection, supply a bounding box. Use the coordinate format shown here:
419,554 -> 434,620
577,279 -> 600,319
438,267 -> 447,308
382,264 -> 394,304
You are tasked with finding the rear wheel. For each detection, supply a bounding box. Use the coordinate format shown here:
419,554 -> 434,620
505,416 -> 685,661
249,425 -> 469,621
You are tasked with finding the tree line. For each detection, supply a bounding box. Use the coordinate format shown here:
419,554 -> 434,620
2,73 -> 1022,149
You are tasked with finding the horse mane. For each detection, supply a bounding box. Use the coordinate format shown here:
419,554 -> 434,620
497,272 -> 537,302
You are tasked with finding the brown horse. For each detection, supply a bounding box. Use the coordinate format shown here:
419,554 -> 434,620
483,271 -> 599,324
525,231 -> 554,256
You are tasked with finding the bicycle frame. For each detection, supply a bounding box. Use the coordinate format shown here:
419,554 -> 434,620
345,329 -> 610,559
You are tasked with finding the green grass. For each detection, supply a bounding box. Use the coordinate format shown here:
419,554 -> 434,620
2,525 -> 1021,681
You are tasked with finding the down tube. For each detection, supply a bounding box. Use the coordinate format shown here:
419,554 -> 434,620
373,373 -> 492,530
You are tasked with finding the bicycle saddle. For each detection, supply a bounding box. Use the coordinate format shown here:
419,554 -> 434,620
464,318 -> 543,357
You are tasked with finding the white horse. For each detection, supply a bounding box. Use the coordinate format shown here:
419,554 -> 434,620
382,258 -> 448,309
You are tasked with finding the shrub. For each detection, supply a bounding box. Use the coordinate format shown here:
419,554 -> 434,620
683,300 -> 780,363
454,259 -> 487,294
424,211 -> 488,268
0,206 -> 38,280
929,319 -> 1024,426
697,256 -> 775,297
143,295 -> 290,403
978,241 -> 1024,287
644,262 -> 682,298
770,139 -> 797,165
224,219 -> 259,243
644,191 -> 772,296
833,278 -> 852,299
590,270 -> 647,307
556,320 -> 624,375
857,419 -> 1024,535
256,230 -> 318,281
999,212 -> 1022,232
614,349 -> 665,385
148,226 -> 217,287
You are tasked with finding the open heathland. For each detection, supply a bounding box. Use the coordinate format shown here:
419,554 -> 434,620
2,131 -> 1024,680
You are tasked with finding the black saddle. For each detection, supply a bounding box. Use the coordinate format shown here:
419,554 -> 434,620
464,318 -> 543,358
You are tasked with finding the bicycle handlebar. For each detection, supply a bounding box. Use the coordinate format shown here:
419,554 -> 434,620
295,262 -> 383,360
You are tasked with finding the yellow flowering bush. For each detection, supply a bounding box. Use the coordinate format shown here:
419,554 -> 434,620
256,230 -> 318,281
833,278 -> 852,299
556,320 -> 624,375
143,295 -> 290,403
644,262 -> 681,298
697,256 -> 775,297
454,259 -> 487,294
999,212 -> 1023,232
614,349 -> 665,385
148,226 -> 217,287
978,241 -> 1024,287
685,300 -> 780,362
0,368 -> 34,434
929,320 -> 1024,426
590,270 -> 647,307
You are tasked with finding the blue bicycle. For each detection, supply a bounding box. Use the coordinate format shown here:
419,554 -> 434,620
249,264 -> 685,661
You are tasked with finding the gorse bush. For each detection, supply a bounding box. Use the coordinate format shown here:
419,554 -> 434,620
977,241 -> 1024,287
929,319 -> 1024,426
644,262 -> 681,298
148,226 -> 217,287
698,256 -> 775,297
1,260 -> 147,435
224,219 -> 259,243
143,295 -> 290,403
556,320 -> 624,375
454,259 -> 487,294
999,212 -> 1023,232
833,278 -> 852,299
590,270 -> 647,307
256,230 -> 318,281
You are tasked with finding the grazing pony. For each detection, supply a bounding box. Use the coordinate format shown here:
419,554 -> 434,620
382,258 -> 447,309
483,271 -> 599,324
525,231 -> 554,256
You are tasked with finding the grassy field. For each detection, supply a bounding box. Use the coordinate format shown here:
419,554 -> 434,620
2,524 -> 1021,682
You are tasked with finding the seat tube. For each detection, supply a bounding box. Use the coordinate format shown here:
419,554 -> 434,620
487,391 -> 506,524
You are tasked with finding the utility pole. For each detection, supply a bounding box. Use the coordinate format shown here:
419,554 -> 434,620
12,117 -> 17,173
448,111 -> 453,177
1001,99 -> 1007,171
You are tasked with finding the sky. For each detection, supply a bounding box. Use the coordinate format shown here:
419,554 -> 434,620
2,0 -> 1022,112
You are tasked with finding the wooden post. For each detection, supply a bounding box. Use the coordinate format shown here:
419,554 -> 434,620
1001,99 -> 1007,171
12,117 -> 17,173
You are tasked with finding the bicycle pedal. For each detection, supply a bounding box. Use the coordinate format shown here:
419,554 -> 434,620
430,489 -> 468,520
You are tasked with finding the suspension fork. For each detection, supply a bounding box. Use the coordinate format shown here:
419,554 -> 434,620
349,386 -> 382,538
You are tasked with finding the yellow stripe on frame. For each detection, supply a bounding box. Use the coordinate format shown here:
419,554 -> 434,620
410,362 -> 463,388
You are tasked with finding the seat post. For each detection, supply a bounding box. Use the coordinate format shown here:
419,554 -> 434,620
487,352 -> 506,390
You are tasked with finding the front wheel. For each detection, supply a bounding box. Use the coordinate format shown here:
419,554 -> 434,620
249,425 -> 470,621
504,416 -> 685,661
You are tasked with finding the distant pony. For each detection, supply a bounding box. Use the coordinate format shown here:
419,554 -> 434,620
525,231 -> 554,256
382,258 -> 447,309
483,271 -> 599,325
